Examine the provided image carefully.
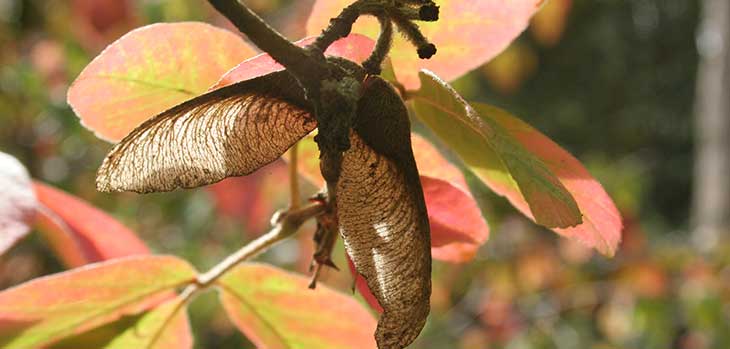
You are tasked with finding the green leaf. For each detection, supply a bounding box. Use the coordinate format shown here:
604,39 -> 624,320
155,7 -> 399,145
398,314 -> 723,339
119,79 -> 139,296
218,263 -> 377,349
411,70 -> 582,229
0,255 -> 197,349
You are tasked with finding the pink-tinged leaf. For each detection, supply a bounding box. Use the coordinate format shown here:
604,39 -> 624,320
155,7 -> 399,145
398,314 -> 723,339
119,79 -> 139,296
218,263 -> 377,349
411,135 -> 489,262
307,0 -> 544,89
0,255 -> 197,349
411,134 -> 467,188
471,103 -> 622,256
0,153 -> 36,255
422,177 -> 489,262
212,34 -> 375,89
68,22 -> 255,141
32,182 -> 149,268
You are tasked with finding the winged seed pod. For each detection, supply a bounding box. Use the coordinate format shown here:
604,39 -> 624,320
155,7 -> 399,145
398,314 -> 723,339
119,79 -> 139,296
96,64 -> 431,348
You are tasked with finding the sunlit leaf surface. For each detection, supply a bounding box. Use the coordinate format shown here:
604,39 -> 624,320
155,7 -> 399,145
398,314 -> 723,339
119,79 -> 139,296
218,263 -> 377,349
0,256 -> 196,349
102,297 -> 191,349
68,22 -> 254,141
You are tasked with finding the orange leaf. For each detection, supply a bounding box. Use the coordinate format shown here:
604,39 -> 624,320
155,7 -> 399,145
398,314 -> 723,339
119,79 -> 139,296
33,182 -> 149,267
212,34 -> 375,89
218,263 -> 377,349
68,22 -> 255,141
306,0 -> 544,88
0,255 -> 196,349
0,153 -> 36,255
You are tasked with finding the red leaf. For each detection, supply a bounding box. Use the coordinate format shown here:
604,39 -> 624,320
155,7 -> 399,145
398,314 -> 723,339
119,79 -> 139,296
422,177 -> 489,262
212,34 -> 375,89
412,134 -> 489,262
307,0 -> 544,89
0,153 -> 36,255
32,182 -> 149,267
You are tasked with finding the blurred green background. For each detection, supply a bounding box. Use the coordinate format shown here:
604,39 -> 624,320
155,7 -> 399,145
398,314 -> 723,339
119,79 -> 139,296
1,0 -> 729,348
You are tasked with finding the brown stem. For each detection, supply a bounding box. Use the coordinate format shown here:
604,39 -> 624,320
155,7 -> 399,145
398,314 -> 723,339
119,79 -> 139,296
207,0 -> 329,84
180,202 -> 326,298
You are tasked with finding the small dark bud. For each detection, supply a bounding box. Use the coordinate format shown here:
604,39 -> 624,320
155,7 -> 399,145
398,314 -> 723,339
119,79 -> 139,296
419,5 -> 439,21
417,43 -> 437,59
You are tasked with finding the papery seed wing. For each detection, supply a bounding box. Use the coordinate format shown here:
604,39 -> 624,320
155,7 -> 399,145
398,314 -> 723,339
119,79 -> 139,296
97,71 -> 315,193
337,76 -> 431,349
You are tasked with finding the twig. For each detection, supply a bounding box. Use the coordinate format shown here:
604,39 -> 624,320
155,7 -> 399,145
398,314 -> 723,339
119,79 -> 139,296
207,0 -> 329,85
180,202 -> 326,297
362,14 -> 394,75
